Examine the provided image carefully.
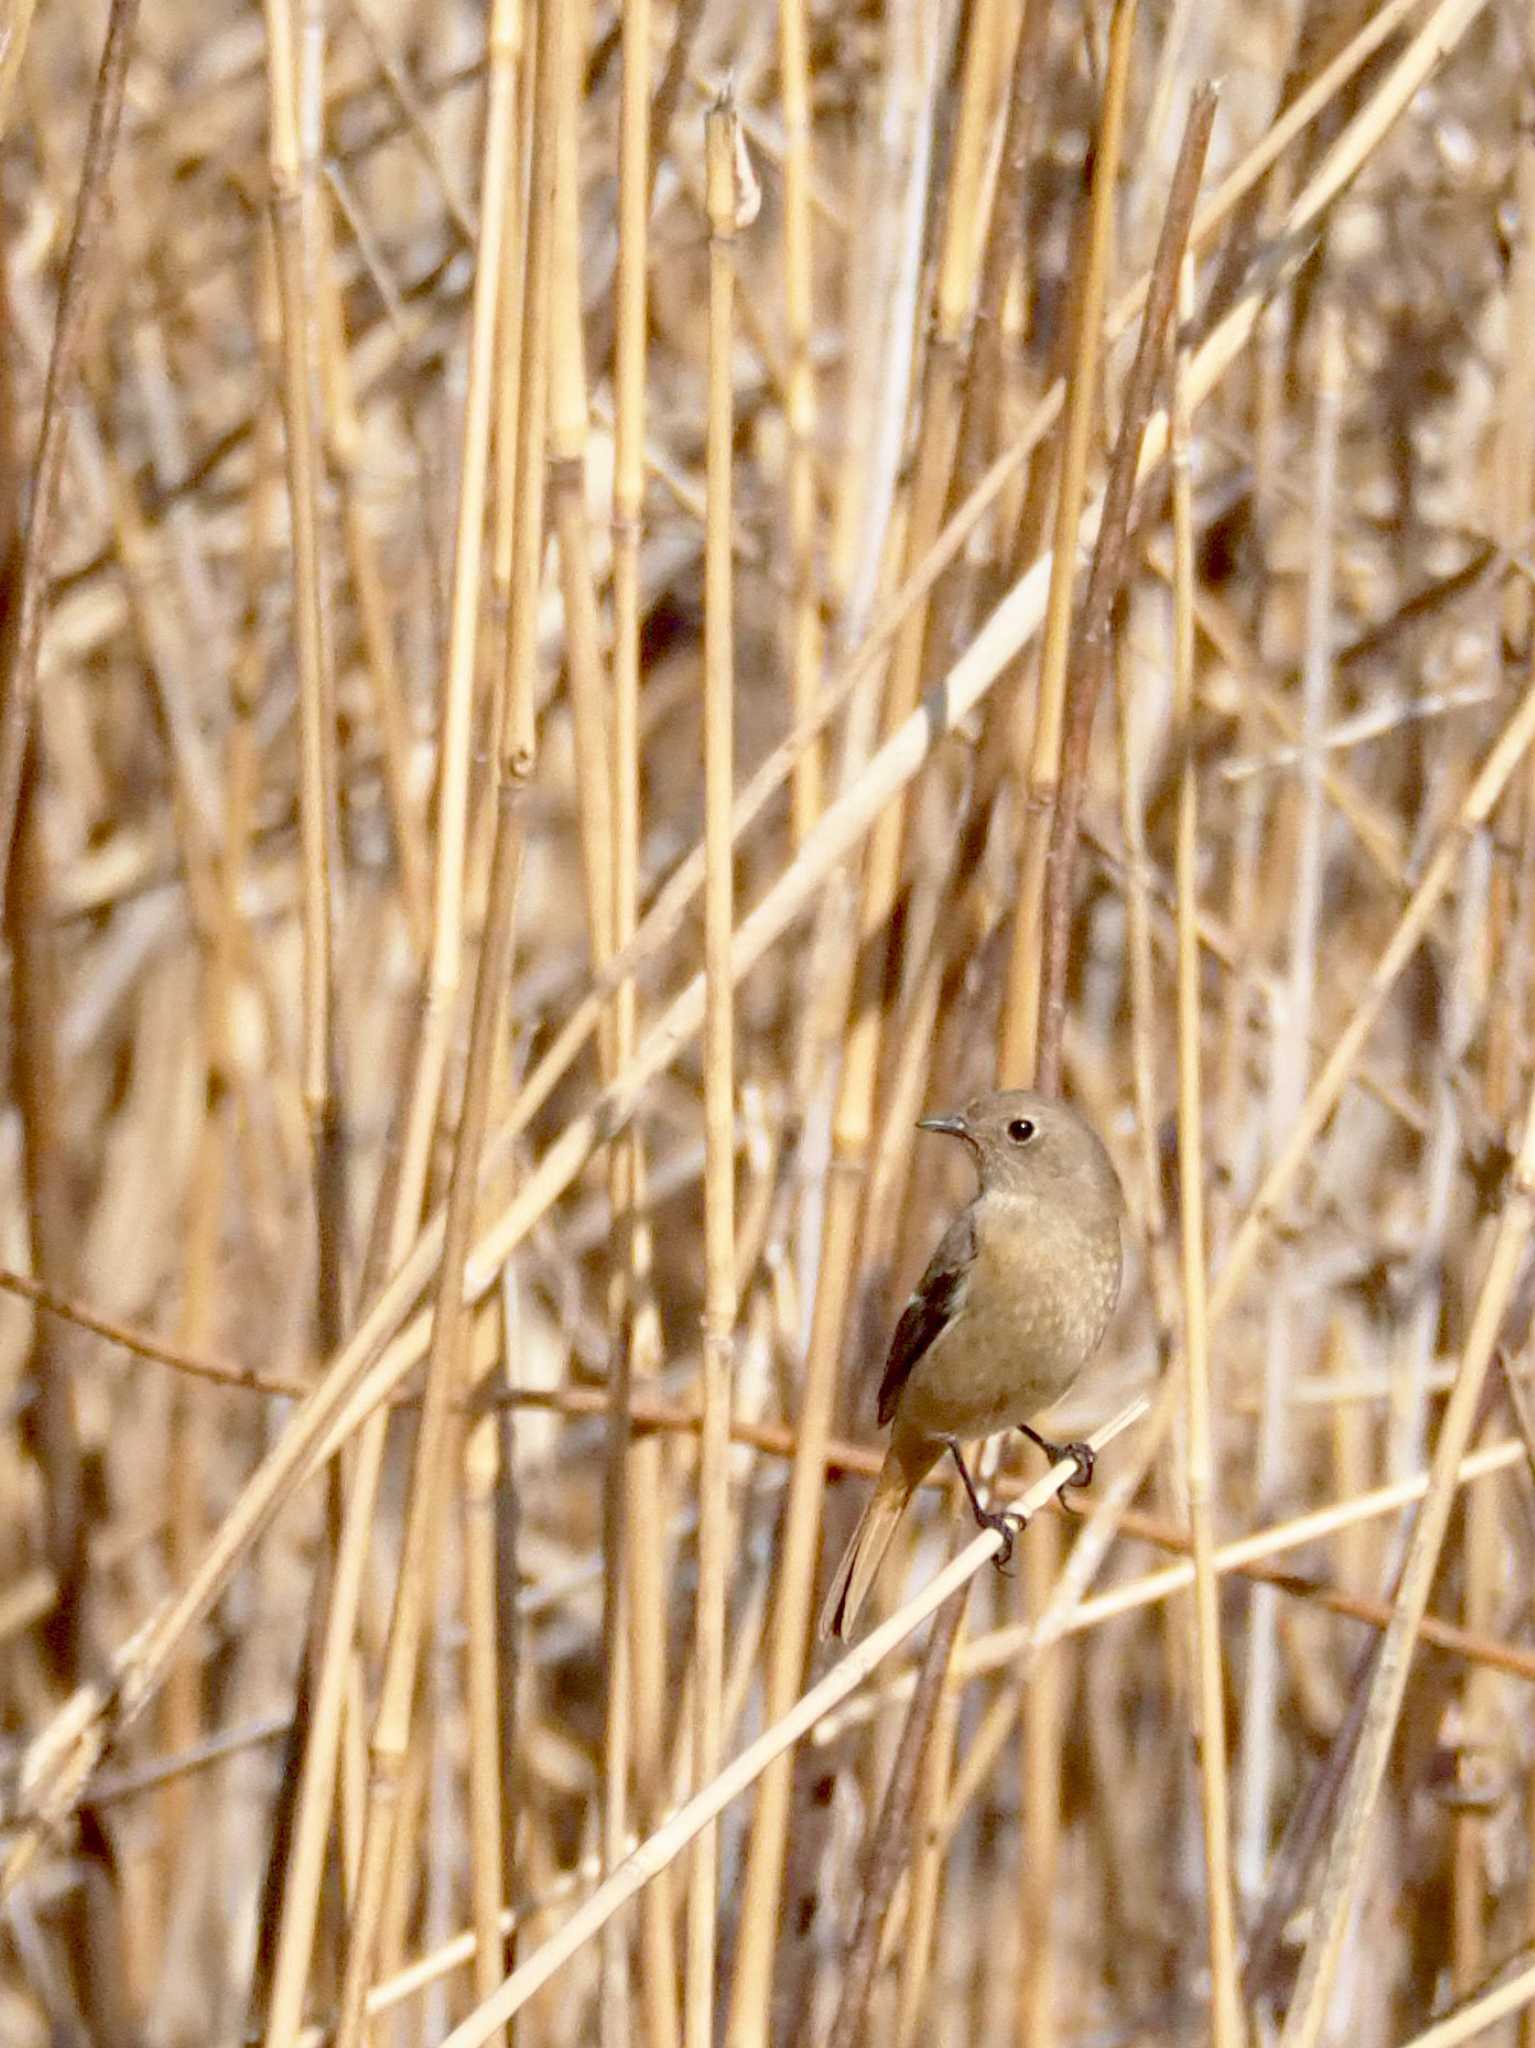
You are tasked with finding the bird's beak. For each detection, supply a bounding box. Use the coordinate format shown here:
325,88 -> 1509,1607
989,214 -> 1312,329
917,1113 -> 968,1140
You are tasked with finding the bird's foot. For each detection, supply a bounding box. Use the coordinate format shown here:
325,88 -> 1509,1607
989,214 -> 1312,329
946,1438 -> 1021,1569
1059,1440 -> 1095,1489
1018,1426 -> 1096,1490
977,1506 -> 1019,1573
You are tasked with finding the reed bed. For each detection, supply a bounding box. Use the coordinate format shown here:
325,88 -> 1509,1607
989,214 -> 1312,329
2,1 -> 1534,2044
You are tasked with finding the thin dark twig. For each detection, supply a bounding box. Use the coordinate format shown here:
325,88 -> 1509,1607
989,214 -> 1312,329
1,179 -> 140,2042
1036,84 -> 1218,1089
823,1595 -> 963,2048
1240,1633 -> 1380,2007
0,0 -> 143,923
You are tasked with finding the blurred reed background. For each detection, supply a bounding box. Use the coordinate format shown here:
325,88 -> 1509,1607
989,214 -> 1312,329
1,0 -> 1534,2043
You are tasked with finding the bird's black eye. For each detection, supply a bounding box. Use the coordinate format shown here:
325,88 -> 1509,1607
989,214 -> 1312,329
1007,1117 -> 1036,1145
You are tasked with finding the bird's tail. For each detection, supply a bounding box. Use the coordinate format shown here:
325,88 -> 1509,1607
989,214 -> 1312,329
819,1440 -> 939,1642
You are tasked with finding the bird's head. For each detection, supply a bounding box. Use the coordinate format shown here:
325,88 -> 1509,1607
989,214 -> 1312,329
918,1088 -> 1123,1211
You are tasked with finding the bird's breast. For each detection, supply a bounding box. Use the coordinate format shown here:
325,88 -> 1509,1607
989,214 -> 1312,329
896,1209 -> 1121,1443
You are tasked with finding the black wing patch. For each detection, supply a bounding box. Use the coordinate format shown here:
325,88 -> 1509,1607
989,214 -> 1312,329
876,1207 -> 977,1426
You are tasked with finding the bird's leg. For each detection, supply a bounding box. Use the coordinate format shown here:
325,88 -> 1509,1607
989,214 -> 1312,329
945,1439 -> 1018,1570
1017,1423 -> 1095,1490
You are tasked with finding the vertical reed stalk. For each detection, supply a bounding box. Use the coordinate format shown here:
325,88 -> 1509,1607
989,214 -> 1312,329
1236,298 -> 1342,1907
1171,253 -> 1244,2048
609,1 -> 680,2042
687,89 -> 741,2048
998,0 -> 1136,1089
426,0 -> 523,1000
0,0 -> 141,909
262,0 -> 340,1323
779,0 -> 822,844
730,7 -> 1008,2024
330,0 -> 555,2033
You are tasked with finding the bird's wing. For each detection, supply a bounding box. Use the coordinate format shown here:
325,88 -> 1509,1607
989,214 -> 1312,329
876,1206 -> 978,1426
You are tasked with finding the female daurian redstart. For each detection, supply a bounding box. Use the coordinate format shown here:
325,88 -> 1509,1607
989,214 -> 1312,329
820,1089 -> 1124,1641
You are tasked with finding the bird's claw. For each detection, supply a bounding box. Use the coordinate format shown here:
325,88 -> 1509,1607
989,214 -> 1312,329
977,1507 -> 1020,1572
1061,1440 -> 1095,1490
1020,1427 -> 1096,1491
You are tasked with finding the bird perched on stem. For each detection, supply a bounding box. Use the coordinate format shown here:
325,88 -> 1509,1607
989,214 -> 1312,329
819,1089 -> 1124,1641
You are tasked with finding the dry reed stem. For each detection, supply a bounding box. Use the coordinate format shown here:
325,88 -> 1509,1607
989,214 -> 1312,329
927,1384 -> 1177,1831
1404,1956 -> 1535,2048
541,20 -> 629,2023
0,0 -> 141,920
10,18 -> 1487,1831
259,1840 -> 648,2048
6,550 -> 134,2040
1037,82 -> 1216,1087
816,1432 -> 1529,1734
686,89 -> 741,2048
467,2 -> 1475,1161
5,10 -> 1525,2042
777,0 -> 821,844
727,5 -> 1019,2029
207,1406 -> 1533,2048
438,1406 -> 1146,2048
328,0 -> 551,2033
424,0 -> 522,1001
831,23 -> 1148,2022
1115,628 -> 1171,1285
261,0 -> 336,1145
1209,654 -> 1535,1337
1027,74 -> 1213,2048
18,1361 -> 1535,1694
1171,247 -> 1243,2048
1001,0 -> 1136,1093
257,1419 -> 391,2048
0,0 -> 37,135
330,779 -> 527,2044
825,1579 -> 958,2048
607,3 -> 680,2042
1278,1089 -> 1535,2041
1238,294 -> 1344,1908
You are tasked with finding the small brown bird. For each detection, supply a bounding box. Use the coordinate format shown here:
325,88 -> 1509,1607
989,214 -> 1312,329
819,1088 -> 1124,1641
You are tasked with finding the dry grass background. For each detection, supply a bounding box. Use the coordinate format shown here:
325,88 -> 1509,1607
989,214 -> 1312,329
2,0 -> 1535,2043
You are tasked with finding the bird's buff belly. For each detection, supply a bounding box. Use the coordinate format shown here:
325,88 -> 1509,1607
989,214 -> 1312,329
895,1309 -> 1090,1443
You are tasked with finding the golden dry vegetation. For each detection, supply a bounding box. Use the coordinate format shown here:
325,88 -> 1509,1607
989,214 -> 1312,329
2,1 -> 1535,2044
